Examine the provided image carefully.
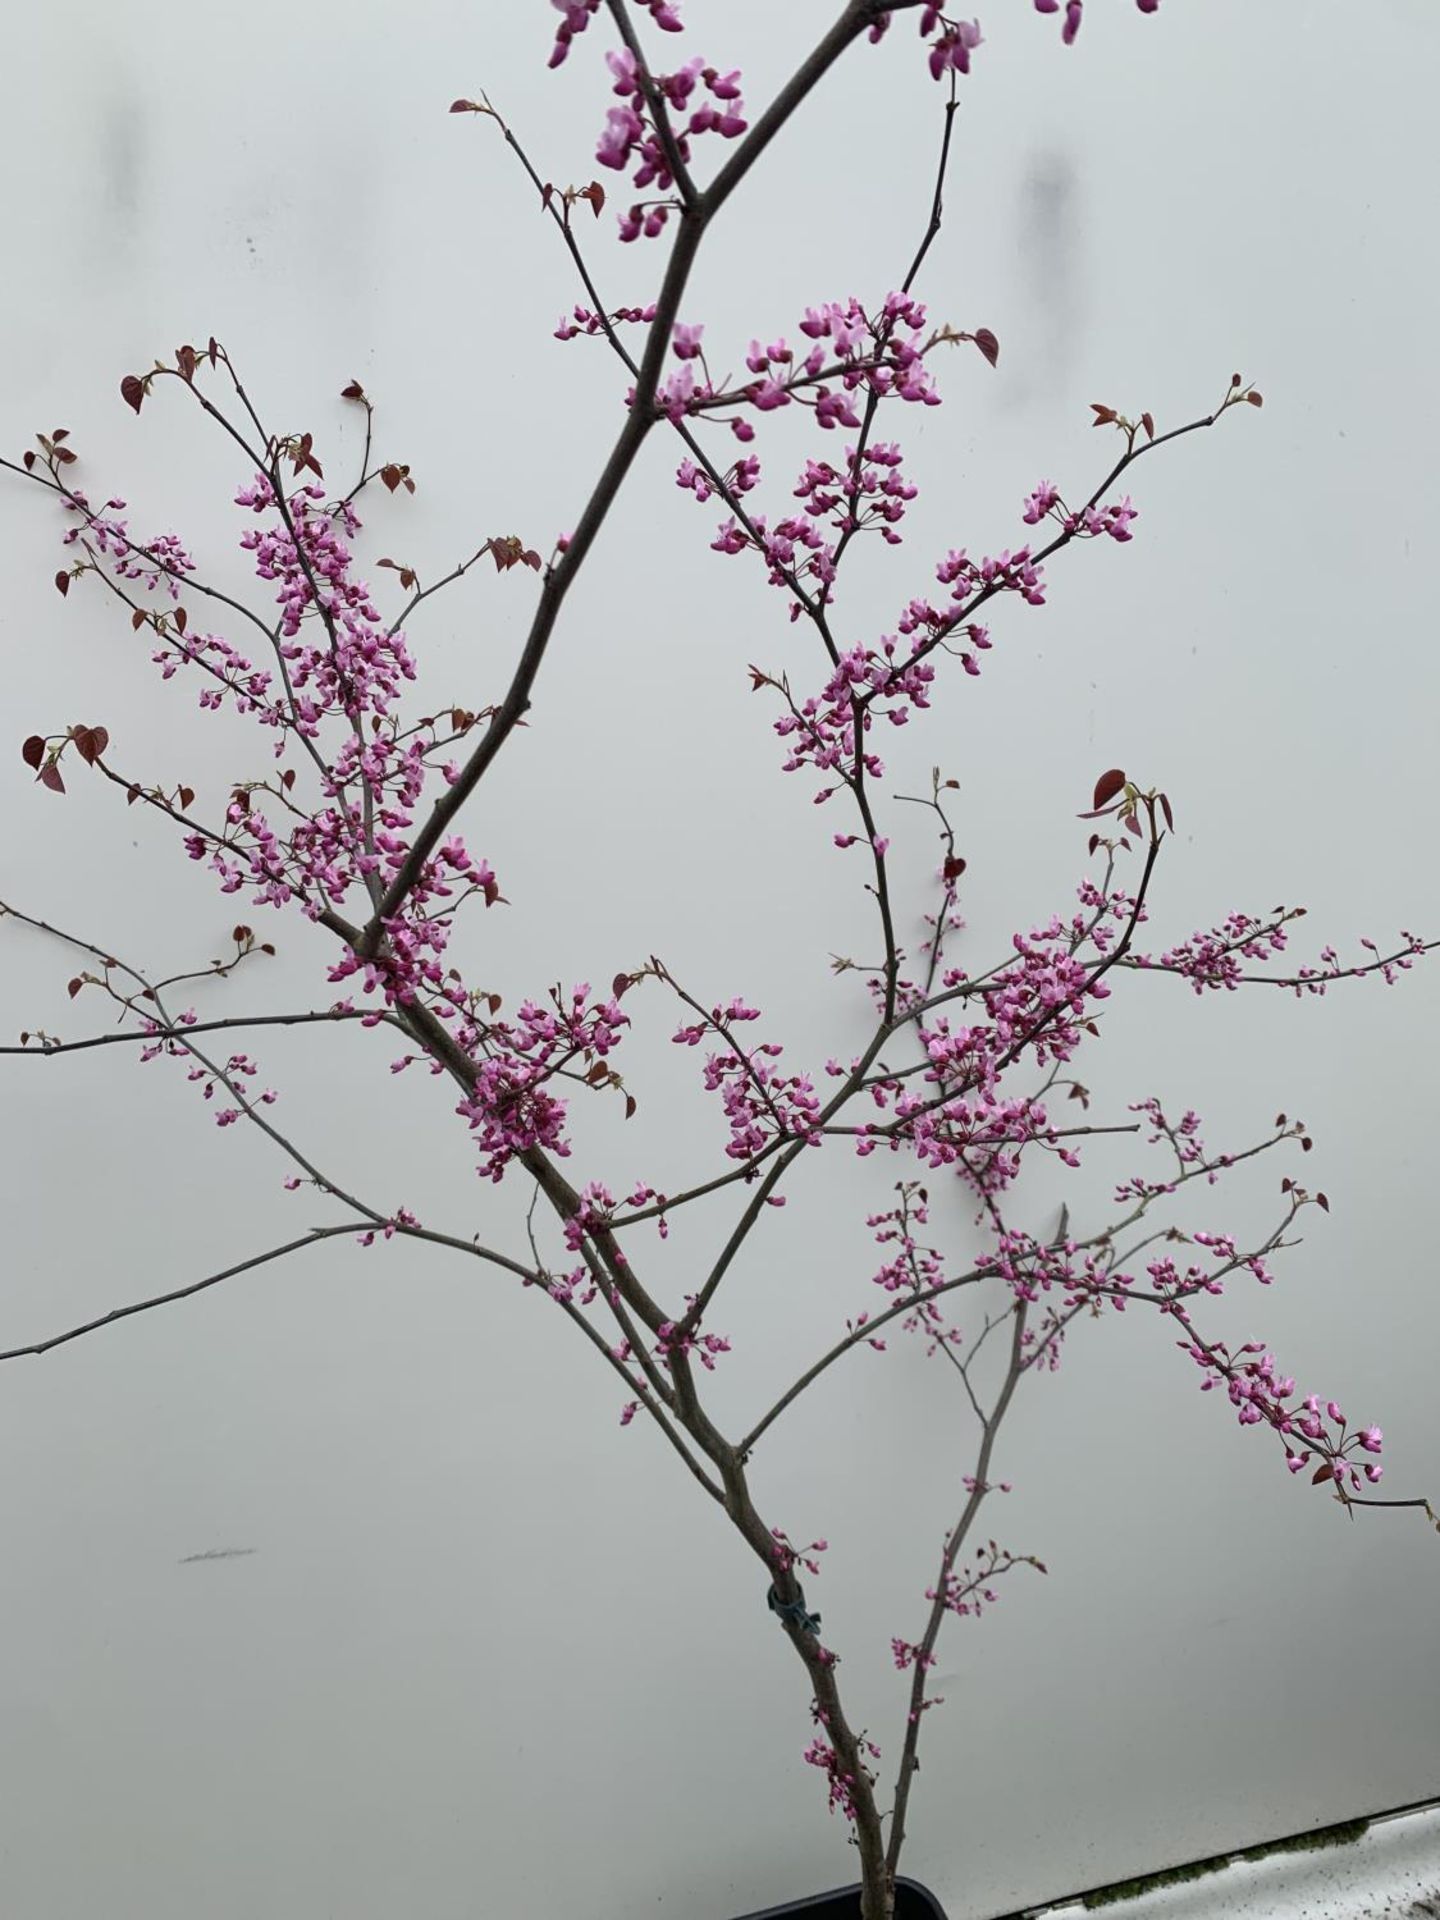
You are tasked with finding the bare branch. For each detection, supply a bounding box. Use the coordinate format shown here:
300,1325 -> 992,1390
0,1225 -> 367,1362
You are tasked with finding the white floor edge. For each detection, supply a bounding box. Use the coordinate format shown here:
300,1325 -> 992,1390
1020,1800 -> 1440,1919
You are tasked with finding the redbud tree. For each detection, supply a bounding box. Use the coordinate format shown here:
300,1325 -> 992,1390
2,6 -> 1434,1918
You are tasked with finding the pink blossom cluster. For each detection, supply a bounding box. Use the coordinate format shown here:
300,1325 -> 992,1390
554,301 -> 657,341
61,497 -> 284,728
656,1311 -> 732,1371
456,985 -> 629,1181
770,640 -> 935,791
1113,1099 -> 1216,1203
892,1542 -> 1042,1676
545,1265 -> 600,1307
849,881 -> 1147,1187
877,1069 -> 1054,1189
981,1226 -> 1114,1315
673,999 -> 822,1163
803,1704 -> 880,1824
597,45 -> 746,240
1034,0 -> 1161,47
1022,479 -> 1138,542
866,1189 -> 966,1353
154,624 -> 280,722
794,440 -> 918,548
865,9 -> 983,82
548,0 -> 681,72
868,1190 -> 946,1297
155,477 -> 500,1016
51,455 -> 646,1197
357,1205 -> 420,1249
137,1014 -> 279,1129
936,541 -> 1046,608
1179,1330 -> 1384,1489
928,1542 -> 1041,1623
675,451 -> 760,506
661,291 -> 942,440
562,1180 -> 620,1252
769,1528 -> 829,1580
234,476 -> 416,727
62,493 -> 195,599
1139,908 -> 1293,993
1290,935 -> 1429,995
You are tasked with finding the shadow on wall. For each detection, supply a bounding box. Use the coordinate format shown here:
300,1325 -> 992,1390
1007,149 -> 1082,414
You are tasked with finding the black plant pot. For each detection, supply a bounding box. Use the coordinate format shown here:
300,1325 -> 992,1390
730,1877 -> 948,1919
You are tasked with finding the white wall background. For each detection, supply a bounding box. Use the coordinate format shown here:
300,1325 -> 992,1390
1,4 -> 1437,1917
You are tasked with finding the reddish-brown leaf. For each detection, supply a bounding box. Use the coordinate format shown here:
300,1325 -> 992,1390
1301,1135 -> 1313,1152
281,767 -> 296,790
120,374 -> 145,415
612,973 -> 629,1000
40,762 -> 65,793
91,726 -> 109,757
1247,390 -> 1264,407
1141,411 -> 1155,440
449,98 -> 477,112
1087,832 -> 1100,857
341,381 -> 366,400
942,853 -> 967,882
71,727 -> 96,764
1090,403 -> 1116,426
126,783 -> 141,805
1312,1464 -> 1333,1485
54,570 -> 70,597
1092,767 -> 1127,811
22,450 -> 35,470
624,1094 -> 637,1120
131,609 -> 146,631
22,735 -> 45,770
178,786 -> 195,809
52,428 -> 69,443
1159,792 -> 1175,833
53,446 -> 77,465
177,344 -> 197,382
1120,810 -> 1141,838
1316,1192 -> 1330,1212
973,327 -> 999,369
208,337 -> 219,367
67,978 -> 83,999
174,607 -> 188,634
585,180 -> 605,217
